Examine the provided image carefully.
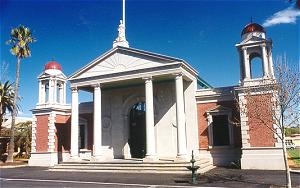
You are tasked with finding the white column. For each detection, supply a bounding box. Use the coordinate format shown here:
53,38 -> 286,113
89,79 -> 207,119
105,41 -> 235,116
262,45 -> 269,78
269,49 -> 275,78
53,79 -> 57,103
243,48 -> 251,79
48,79 -> 53,103
175,74 -> 187,158
58,82 -> 63,104
93,84 -> 102,157
144,77 -> 156,159
38,80 -> 42,104
63,82 -> 67,104
70,87 -> 79,157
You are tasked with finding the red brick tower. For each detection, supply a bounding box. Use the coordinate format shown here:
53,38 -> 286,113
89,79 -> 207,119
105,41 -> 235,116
29,61 -> 71,166
235,23 -> 284,169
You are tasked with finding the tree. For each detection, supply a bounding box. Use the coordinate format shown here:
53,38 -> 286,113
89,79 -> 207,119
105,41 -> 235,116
14,121 -> 32,158
0,81 -> 14,131
6,25 -> 35,162
235,56 -> 299,188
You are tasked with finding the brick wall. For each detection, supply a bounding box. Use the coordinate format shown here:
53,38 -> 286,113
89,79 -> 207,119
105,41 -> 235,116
197,101 -> 241,149
35,115 -> 49,152
55,115 -> 71,152
246,94 -> 275,147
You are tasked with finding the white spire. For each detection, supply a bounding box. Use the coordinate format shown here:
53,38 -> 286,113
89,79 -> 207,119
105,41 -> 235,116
113,0 -> 129,48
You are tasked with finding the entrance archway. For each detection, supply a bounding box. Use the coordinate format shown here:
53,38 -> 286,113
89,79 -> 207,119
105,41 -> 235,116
129,102 -> 146,158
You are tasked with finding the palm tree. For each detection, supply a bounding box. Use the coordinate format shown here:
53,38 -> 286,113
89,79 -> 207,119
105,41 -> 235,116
0,81 -> 14,131
6,25 -> 35,162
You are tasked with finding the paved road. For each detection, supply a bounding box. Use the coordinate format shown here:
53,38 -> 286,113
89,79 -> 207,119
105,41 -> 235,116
1,166 -> 299,187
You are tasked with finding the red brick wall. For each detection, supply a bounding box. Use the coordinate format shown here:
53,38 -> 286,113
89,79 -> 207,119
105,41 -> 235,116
246,94 -> 275,147
36,115 -> 49,152
56,115 -> 70,124
197,101 -> 241,149
55,115 -> 71,152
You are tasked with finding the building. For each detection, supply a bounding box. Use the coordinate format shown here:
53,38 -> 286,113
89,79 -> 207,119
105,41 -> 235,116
29,12 -> 285,170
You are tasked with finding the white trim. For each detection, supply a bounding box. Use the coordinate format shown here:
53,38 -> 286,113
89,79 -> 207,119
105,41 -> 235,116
206,109 -> 234,148
47,112 -> 56,152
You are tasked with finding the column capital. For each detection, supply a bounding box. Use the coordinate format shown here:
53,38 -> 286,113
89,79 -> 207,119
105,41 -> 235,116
92,83 -> 101,88
174,73 -> 184,79
241,46 -> 248,50
260,43 -> 267,48
142,76 -> 152,81
71,86 -> 78,92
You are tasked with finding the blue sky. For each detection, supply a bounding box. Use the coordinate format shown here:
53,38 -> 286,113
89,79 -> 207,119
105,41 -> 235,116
0,0 -> 299,117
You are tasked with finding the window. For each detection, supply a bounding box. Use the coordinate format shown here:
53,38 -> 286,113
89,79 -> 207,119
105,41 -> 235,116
79,124 -> 86,149
212,115 -> 230,146
206,106 -> 234,148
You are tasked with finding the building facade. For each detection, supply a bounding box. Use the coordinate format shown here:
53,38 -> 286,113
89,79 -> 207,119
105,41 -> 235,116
29,22 -> 285,170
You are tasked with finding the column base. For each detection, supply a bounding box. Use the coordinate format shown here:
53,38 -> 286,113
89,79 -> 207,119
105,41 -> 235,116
241,147 -> 285,170
91,155 -> 105,162
68,155 -> 80,162
175,154 -> 189,162
29,152 -> 58,166
143,155 -> 158,162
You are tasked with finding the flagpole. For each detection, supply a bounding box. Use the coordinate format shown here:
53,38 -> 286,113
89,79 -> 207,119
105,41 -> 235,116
123,0 -> 125,27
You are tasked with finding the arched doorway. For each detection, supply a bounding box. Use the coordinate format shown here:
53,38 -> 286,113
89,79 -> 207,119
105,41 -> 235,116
129,102 -> 146,158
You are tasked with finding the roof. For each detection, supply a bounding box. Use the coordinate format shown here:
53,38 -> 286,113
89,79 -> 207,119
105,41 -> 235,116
44,61 -> 62,71
241,23 -> 265,36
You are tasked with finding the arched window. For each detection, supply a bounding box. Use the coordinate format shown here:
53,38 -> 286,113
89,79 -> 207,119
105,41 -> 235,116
250,53 -> 263,79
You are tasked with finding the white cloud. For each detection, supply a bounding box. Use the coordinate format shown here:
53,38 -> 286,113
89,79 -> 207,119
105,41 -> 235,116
263,6 -> 300,27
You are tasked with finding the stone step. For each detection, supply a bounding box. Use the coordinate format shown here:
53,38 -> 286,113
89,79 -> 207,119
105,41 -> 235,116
50,159 -> 214,174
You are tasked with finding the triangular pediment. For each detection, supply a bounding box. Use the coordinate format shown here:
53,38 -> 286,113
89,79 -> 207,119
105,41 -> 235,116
69,46 -> 183,80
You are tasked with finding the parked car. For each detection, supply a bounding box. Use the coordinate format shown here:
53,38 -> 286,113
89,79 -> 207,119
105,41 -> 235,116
286,142 -> 296,150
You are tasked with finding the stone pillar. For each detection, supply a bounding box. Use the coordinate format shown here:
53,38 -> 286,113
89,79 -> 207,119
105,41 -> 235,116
175,74 -> 187,158
38,81 -> 42,104
53,79 -> 57,103
63,82 -> 67,104
243,48 -> 250,80
93,84 -> 102,158
144,77 -> 157,160
70,87 -> 79,157
48,79 -> 53,103
59,83 -> 63,104
261,45 -> 269,78
268,49 -> 275,78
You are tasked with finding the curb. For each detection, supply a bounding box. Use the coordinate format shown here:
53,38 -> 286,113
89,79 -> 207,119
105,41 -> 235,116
290,169 -> 300,174
0,164 -> 28,169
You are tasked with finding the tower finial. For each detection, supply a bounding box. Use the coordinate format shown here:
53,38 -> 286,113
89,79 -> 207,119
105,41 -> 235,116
113,0 -> 129,48
250,16 -> 253,23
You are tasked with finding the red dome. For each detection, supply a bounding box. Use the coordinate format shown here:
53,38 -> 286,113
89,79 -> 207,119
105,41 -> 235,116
44,61 -> 62,71
241,23 -> 265,36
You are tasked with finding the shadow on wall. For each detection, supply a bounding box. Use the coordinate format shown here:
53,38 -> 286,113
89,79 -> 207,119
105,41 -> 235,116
56,121 -> 71,163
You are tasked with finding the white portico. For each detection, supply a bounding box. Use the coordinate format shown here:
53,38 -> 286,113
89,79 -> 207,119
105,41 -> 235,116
68,46 -> 199,161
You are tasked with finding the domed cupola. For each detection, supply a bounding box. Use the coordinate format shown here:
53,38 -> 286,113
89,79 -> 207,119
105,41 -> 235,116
241,22 -> 266,40
236,22 -> 274,86
44,61 -> 62,75
37,60 -> 67,106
